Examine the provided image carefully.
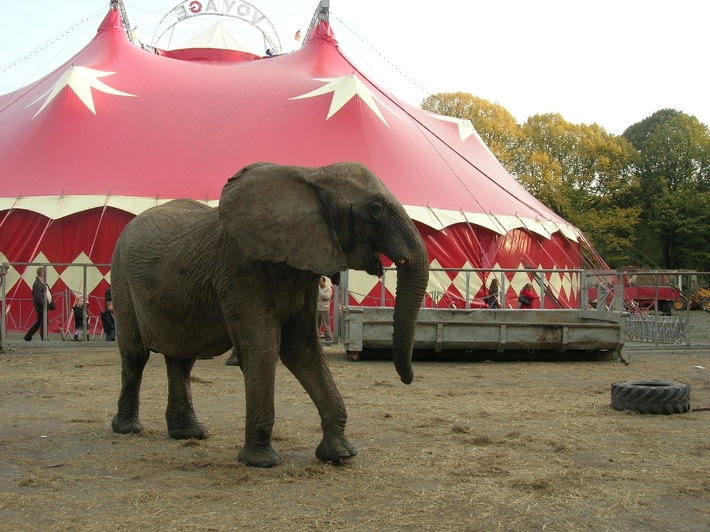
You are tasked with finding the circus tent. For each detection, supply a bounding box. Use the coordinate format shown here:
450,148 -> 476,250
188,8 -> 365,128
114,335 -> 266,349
0,4 -> 590,332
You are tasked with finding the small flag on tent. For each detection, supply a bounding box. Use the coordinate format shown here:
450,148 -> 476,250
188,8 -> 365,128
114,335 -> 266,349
294,30 -> 301,42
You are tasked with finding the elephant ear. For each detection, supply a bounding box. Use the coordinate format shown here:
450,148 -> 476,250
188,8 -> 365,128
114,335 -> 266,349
219,163 -> 347,275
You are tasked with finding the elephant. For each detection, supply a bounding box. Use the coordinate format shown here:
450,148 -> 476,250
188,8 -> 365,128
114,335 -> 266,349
110,161 -> 430,467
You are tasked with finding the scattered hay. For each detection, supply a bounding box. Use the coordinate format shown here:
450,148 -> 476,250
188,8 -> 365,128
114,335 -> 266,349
178,438 -> 203,448
1,344 -> 709,530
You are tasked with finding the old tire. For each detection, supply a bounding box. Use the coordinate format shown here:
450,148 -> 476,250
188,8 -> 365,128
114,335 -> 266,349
700,297 -> 710,312
611,380 -> 690,414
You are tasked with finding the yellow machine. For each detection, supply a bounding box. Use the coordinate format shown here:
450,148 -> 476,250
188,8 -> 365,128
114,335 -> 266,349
673,281 -> 710,312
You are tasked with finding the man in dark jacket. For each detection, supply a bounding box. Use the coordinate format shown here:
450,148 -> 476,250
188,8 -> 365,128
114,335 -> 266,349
24,267 -> 52,341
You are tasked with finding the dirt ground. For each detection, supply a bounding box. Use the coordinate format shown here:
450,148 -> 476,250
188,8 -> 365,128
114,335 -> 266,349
1,341 -> 709,531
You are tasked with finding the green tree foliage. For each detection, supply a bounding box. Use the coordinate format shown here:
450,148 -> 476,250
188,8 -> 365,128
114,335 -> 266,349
517,114 -> 641,267
623,110 -> 710,270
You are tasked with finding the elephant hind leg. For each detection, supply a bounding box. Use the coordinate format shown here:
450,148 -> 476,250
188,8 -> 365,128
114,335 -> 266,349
112,283 -> 150,435
112,345 -> 150,435
164,356 -> 208,440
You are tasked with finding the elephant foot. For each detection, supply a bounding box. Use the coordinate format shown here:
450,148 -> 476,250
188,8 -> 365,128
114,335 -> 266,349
166,417 -> 209,440
238,443 -> 282,468
316,433 -> 358,463
112,413 -> 144,434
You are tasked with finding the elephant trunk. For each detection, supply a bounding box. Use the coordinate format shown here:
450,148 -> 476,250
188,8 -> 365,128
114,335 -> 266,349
389,226 -> 429,385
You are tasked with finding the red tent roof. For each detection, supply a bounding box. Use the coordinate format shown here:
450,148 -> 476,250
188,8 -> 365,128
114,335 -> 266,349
0,7 -> 580,242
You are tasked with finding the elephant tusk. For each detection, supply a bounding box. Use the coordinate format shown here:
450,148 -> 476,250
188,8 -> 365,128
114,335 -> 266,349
397,258 -> 407,265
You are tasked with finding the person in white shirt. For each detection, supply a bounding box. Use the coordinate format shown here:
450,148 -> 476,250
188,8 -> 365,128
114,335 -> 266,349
317,276 -> 332,342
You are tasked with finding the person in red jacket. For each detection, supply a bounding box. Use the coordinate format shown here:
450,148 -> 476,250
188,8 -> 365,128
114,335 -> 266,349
518,283 -> 539,309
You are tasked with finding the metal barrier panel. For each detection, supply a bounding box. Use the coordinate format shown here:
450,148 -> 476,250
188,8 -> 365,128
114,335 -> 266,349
1,262 -> 111,343
625,315 -> 687,344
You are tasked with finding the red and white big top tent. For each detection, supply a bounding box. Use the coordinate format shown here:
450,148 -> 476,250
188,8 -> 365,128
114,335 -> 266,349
0,2 -> 591,332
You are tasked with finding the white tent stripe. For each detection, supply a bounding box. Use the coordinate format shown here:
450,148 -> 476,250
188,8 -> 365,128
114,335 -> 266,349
0,195 -> 580,242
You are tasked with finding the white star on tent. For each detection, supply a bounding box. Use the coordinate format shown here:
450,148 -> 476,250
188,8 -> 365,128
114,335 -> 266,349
429,113 -> 477,142
30,65 -> 137,118
290,74 -> 389,126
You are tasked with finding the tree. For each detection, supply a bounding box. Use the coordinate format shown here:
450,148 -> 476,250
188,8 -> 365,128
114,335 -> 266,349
623,110 -> 710,270
517,114 -> 641,267
420,93 -> 643,268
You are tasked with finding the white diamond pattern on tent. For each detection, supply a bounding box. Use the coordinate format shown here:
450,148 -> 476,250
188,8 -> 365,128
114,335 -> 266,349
1,253 -> 112,295
21,253 -> 59,289
0,253 -> 21,293
539,269 -> 579,303
426,259 -> 453,303
344,260 -> 583,308
381,268 -> 398,302
451,261 -> 484,304
3,251 -> 581,309
562,271 -> 578,301
59,252 -> 105,295
510,265 -> 535,294
347,269 -> 381,304
548,270 -> 562,297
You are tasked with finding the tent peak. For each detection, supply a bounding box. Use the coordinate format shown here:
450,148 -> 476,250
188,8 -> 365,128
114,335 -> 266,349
305,20 -> 338,46
97,5 -> 126,36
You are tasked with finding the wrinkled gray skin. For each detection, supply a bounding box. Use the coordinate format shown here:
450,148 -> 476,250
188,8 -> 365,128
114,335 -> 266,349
111,162 -> 429,467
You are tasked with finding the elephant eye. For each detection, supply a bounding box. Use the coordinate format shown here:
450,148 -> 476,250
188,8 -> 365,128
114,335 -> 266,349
368,201 -> 384,221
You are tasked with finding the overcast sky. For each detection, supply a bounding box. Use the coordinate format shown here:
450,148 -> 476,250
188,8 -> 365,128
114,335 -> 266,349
1,0 -> 707,135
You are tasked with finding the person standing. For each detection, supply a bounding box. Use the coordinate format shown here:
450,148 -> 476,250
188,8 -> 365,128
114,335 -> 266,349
24,267 -> 52,341
317,276 -> 333,343
487,278 -> 501,309
72,295 -> 87,341
101,300 -> 116,341
518,283 -> 539,309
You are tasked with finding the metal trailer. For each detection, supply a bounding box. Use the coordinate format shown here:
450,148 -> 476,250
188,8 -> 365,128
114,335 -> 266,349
342,307 -> 626,362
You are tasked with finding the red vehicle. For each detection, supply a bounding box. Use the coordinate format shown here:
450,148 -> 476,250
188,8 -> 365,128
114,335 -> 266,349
589,271 -> 681,314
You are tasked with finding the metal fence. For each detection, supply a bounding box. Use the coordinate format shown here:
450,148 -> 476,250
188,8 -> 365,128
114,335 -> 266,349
608,270 -> 710,345
3,263 -> 709,349
625,315 -> 687,344
340,268 -> 710,346
1,262 -> 111,347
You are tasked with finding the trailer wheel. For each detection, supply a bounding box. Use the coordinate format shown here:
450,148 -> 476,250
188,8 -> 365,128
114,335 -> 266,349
611,380 -> 690,414
672,298 -> 687,311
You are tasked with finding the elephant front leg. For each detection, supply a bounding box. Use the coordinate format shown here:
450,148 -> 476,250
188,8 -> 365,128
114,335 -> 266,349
313,379 -> 358,463
112,347 -> 150,434
237,348 -> 282,467
164,356 -> 208,439
281,322 -> 357,463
